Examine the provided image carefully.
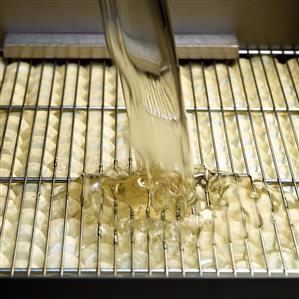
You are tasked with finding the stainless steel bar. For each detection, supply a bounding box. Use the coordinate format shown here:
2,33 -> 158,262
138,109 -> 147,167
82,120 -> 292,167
60,61 -> 81,276
239,50 -> 298,56
223,76 -> 254,274
192,108 -> 294,113
250,176 -> 271,275
258,53 -> 299,262
260,55 -> 299,197
272,58 -> 299,158
113,70 -> 118,170
96,62 -> 106,275
130,208 -> 135,276
97,222 -> 102,276
43,61 -> 68,276
189,62 -> 204,166
128,142 -> 133,175
10,61 -> 45,276
179,230 -> 185,276
146,190 -> 152,276
247,56 -> 288,274
0,177 -> 75,183
1,104 -> 299,114
285,57 -> 299,107
175,107 -> 297,113
194,206 -> 203,276
226,61 -> 268,275
78,166 -> 85,275
0,60 -> 20,155
213,62 -> 235,173
37,62 -> 57,277
273,56 -> 299,157
212,212 -> 220,277
272,56 -> 299,260
213,64 -> 237,274
237,59 -> 269,181
98,61 -> 106,173
277,54 -> 299,152
0,60 -> 8,103
1,176 -> 298,185
4,267 -> 275,277
235,175 -> 254,276
189,65 -> 219,275
189,63 -> 206,275
266,179 -> 299,185
0,105 -> 126,112
214,62 -> 253,275
0,61 -> 32,261
224,62 -> 250,166
78,61 -> 93,276
162,215 -> 169,277
3,33 -> 108,59
201,62 -> 222,275
218,175 -> 236,275
201,63 -> 219,172
3,33 -> 239,60
201,64 -> 220,172
118,72 -> 132,175
113,190 -> 118,277
27,61 -> 57,276
97,180 -> 105,277
174,197 -> 185,276
237,58 -> 283,276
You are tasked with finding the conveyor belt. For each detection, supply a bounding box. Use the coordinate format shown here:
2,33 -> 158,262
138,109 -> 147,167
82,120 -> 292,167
0,50 -> 298,277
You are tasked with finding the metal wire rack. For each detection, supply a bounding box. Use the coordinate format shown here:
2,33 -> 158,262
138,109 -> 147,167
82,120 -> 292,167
0,49 -> 298,277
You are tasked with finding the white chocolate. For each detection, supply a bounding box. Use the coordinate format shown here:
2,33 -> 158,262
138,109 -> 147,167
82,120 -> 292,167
1,57 -> 299,274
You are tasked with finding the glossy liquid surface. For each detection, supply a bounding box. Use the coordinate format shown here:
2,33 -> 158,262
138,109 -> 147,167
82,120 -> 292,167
100,0 -> 195,209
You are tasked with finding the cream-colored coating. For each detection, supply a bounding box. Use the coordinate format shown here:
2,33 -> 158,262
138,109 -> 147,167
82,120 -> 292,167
0,173 -> 299,271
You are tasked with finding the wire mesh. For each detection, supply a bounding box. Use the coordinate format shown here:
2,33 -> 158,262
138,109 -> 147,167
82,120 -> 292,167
0,50 -> 298,277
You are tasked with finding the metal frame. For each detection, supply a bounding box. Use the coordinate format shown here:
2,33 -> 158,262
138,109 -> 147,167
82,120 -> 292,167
0,50 -> 298,277
3,33 -> 239,60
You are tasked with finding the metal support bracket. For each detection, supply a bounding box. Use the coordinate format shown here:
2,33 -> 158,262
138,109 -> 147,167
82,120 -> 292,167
4,33 -> 239,59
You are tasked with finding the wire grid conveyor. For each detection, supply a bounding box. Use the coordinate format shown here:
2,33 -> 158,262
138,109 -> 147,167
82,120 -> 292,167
0,50 -> 298,278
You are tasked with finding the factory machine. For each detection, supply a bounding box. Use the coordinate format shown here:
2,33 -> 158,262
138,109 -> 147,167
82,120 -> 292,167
0,1 -> 298,294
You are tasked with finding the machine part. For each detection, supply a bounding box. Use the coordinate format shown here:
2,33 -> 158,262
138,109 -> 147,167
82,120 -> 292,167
0,51 -> 298,277
3,33 -> 239,60
0,0 -> 298,50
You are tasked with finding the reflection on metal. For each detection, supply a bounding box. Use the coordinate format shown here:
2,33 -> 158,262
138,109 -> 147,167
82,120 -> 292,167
4,33 -> 239,59
175,34 -> 238,59
3,34 -> 108,59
